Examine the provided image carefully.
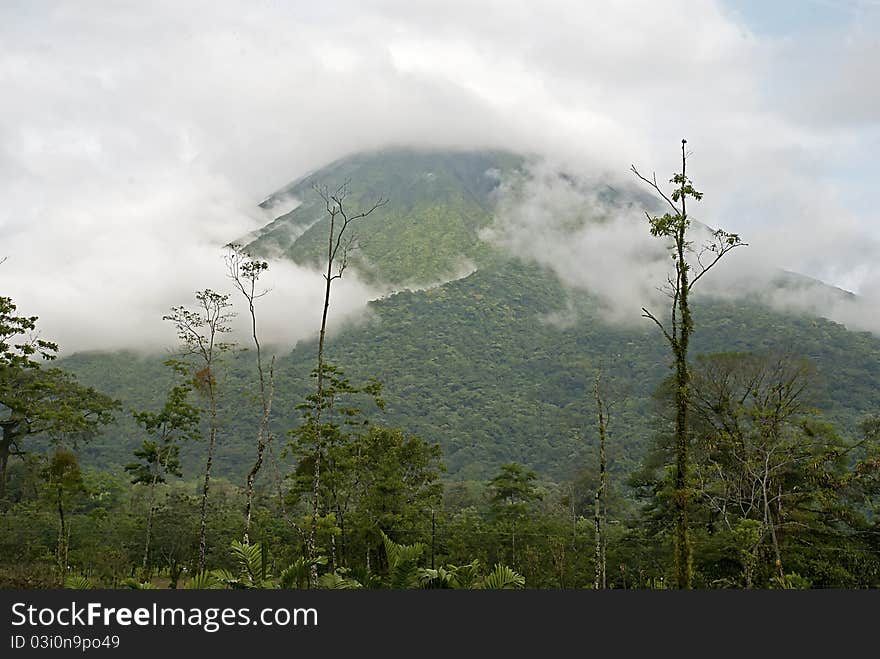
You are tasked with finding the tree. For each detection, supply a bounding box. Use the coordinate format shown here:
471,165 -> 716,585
126,373 -> 201,575
287,364 -> 384,580
301,180 -> 387,585
44,449 -> 84,572
682,352 -> 880,587
348,426 -> 444,571
631,140 -> 745,587
488,462 -> 543,569
0,295 -> 117,500
225,245 -> 275,545
164,289 -> 235,570
688,352 -> 814,582
631,351 -> 880,587
151,490 -> 200,588
0,295 -> 57,369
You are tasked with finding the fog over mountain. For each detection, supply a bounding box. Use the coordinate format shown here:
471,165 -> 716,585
2,1 -> 878,352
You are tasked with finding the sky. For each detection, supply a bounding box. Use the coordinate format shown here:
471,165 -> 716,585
1,0 -> 879,352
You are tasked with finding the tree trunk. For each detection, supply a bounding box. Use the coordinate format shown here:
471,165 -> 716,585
511,520 -> 517,569
338,503 -> 347,568
142,468 -> 160,574
197,381 -> 218,572
672,340 -> 691,589
632,139 -> 743,589
0,443 -> 9,501
0,423 -> 23,501
307,217 -> 337,587
762,475 -> 785,581
594,488 -> 601,590
56,485 -> 66,571
242,292 -> 275,544
672,143 -> 694,590
243,445 -> 260,545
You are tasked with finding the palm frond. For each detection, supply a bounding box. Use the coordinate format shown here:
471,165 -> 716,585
381,530 -> 425,589
318,569 -> 363,589
482,563 -> 525,590
184,570 -> 222,589
63,574 -> 94,589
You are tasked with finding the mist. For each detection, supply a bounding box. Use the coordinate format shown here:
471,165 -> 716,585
485,157 -> 880,335
2,0 -> 878,352
483,163 -> 669,324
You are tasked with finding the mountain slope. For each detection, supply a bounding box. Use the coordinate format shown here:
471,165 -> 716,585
56,148 -> 880,484
60,259 -> 880,482
247,148 -> 523,285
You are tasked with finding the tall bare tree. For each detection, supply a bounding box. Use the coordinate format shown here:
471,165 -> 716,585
631,140 -> 745,588
225,245 -> 275,545
164,289 -> 234,571
303,180 -> 387,585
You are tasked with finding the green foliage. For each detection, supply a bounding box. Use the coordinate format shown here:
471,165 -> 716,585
444,560 -> 483,589
636,351 -> 880,588
63,574 -> 94,590
225,540 -> 272,588
0,295 -> 58,368
770,573 -> 812,590
279,556 -> 327,589
317,569 -> 363,589
1,358 -> 118,499
489,462 -> 542,521
120,578 -> 156,589
163,290 -> 235,366
125,377 -> 200,486
381,530 -> 426,589
419,560 -> 483,589
346,425 -> 444,565
46,450 -> 83,494
184,570 -> 222,590
482,563 -> 526,589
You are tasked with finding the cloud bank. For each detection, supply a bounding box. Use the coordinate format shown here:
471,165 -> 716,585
1,0 -> 878,352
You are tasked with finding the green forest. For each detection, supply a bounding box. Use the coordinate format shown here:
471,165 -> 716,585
2,149 -> 878,590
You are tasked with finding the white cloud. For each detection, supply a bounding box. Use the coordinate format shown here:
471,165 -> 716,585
0,0 -> 878,351
482,162 -> 669,325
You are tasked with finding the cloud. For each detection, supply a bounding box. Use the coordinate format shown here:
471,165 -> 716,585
483,157 -> 880,336
0,0 -> 878,351
482,162 -> 670,324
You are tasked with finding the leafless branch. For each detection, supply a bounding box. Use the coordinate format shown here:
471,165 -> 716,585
631,166 -> 681,217
641,307 -> 674,345
688,230 -> 748,289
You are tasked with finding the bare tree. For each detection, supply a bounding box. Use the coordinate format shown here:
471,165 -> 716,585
225,245 -> 275,545
164,289 -> 234,571
631,140 -> 746,588
303,180 -> 387,585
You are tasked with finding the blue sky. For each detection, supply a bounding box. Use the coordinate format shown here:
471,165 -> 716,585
724,0 -> 862,34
